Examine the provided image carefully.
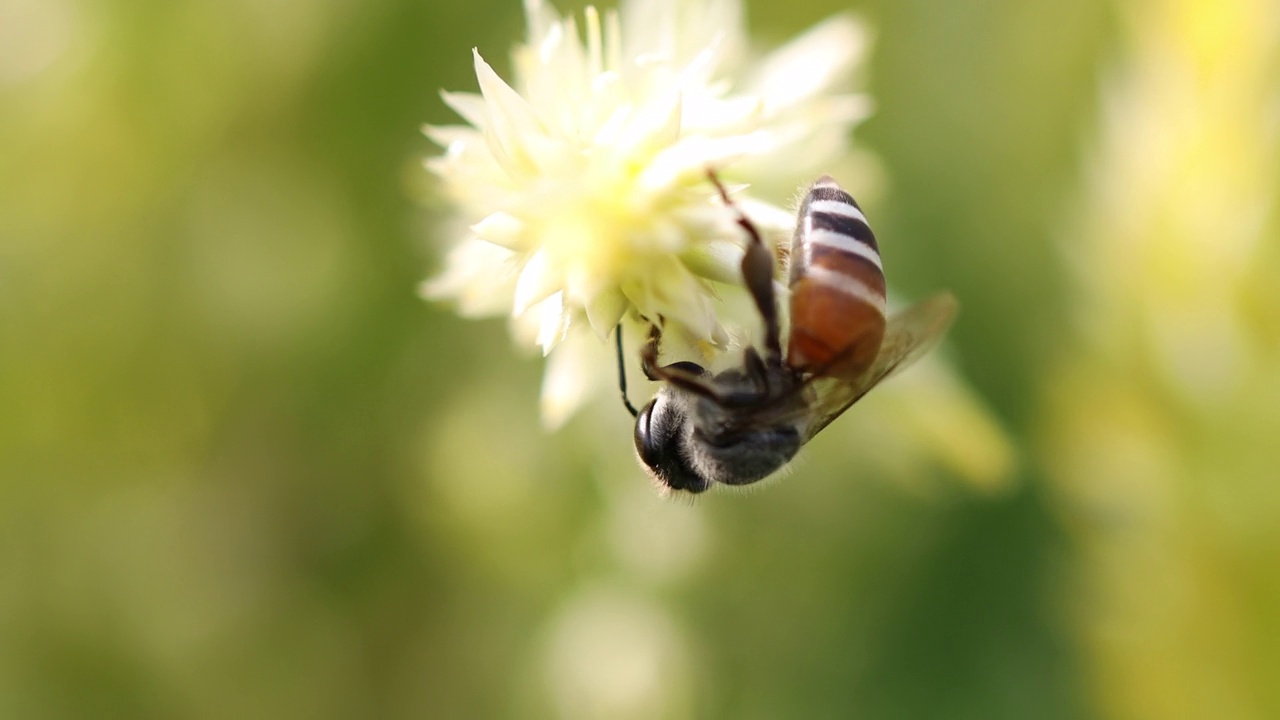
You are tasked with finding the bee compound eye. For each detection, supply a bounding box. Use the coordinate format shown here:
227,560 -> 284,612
633,399 -> 661,469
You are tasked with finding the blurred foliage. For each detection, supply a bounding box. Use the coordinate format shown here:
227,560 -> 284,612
1044,1 -> 1280,719
1,0 -> 1276,718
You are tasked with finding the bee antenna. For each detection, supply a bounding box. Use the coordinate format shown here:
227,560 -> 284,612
616,324 -> 639,418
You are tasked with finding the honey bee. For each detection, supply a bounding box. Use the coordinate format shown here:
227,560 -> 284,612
620,173 -> 957,494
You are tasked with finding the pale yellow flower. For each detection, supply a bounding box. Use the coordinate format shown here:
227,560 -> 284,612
423,0 -> 871,426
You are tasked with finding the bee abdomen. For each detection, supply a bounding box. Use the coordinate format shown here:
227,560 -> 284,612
787,176 -> 887,375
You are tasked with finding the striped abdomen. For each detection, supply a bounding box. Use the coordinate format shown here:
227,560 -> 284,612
786,176 -> 887,376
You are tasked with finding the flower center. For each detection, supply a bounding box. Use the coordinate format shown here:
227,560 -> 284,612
525,156 -> 695,300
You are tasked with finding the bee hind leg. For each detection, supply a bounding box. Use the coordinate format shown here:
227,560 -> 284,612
706,168 -> 782,365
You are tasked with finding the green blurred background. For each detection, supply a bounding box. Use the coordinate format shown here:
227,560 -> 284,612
3,0 -> 1278,717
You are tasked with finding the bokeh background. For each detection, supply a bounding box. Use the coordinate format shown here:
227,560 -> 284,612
3,0 -> 1278,717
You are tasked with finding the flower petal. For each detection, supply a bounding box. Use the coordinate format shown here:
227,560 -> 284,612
422,124 -> 478,149
749,14 -> 870,114
440,90 -> 489,129
621,0 -> 745,74
422,239 -> 519,317
534,292 -> 570,354
540,327 -> 607,429
472,49 -> 554,176
627,257 -> 723,345
522,0 -> 560,47
471,211 -> 527,250
679,237 -> 743,284
614,89 -> 683,162
513,248 -> 562,315
638,131 -> 775,191
584,287 -> 628,340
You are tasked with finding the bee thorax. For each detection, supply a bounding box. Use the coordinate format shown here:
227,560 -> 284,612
685,424 -> 802,486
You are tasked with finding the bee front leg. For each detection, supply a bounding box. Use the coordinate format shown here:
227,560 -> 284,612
640,322 -> 731,404
640,323 -> 664,382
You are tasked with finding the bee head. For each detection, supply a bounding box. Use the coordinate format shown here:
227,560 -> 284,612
633,371 -> 712,495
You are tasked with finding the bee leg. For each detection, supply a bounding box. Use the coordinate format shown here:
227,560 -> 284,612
707,168 -> 782,365
640,323 -> 663,381
640,322 -> 730,403
743,346 -> 771,396
615,324 -> 639,418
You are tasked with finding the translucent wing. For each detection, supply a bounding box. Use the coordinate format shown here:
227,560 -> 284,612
797,291 -> 958,440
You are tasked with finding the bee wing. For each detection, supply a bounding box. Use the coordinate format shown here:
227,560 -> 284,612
798,291 -> 959,441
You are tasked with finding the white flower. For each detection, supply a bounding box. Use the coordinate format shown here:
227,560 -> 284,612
423,0 -> 872,427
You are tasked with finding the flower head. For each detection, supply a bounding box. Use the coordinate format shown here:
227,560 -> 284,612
424,0 -> 872,426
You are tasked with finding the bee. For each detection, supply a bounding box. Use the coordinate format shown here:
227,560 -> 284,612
619,173 -> 957,494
